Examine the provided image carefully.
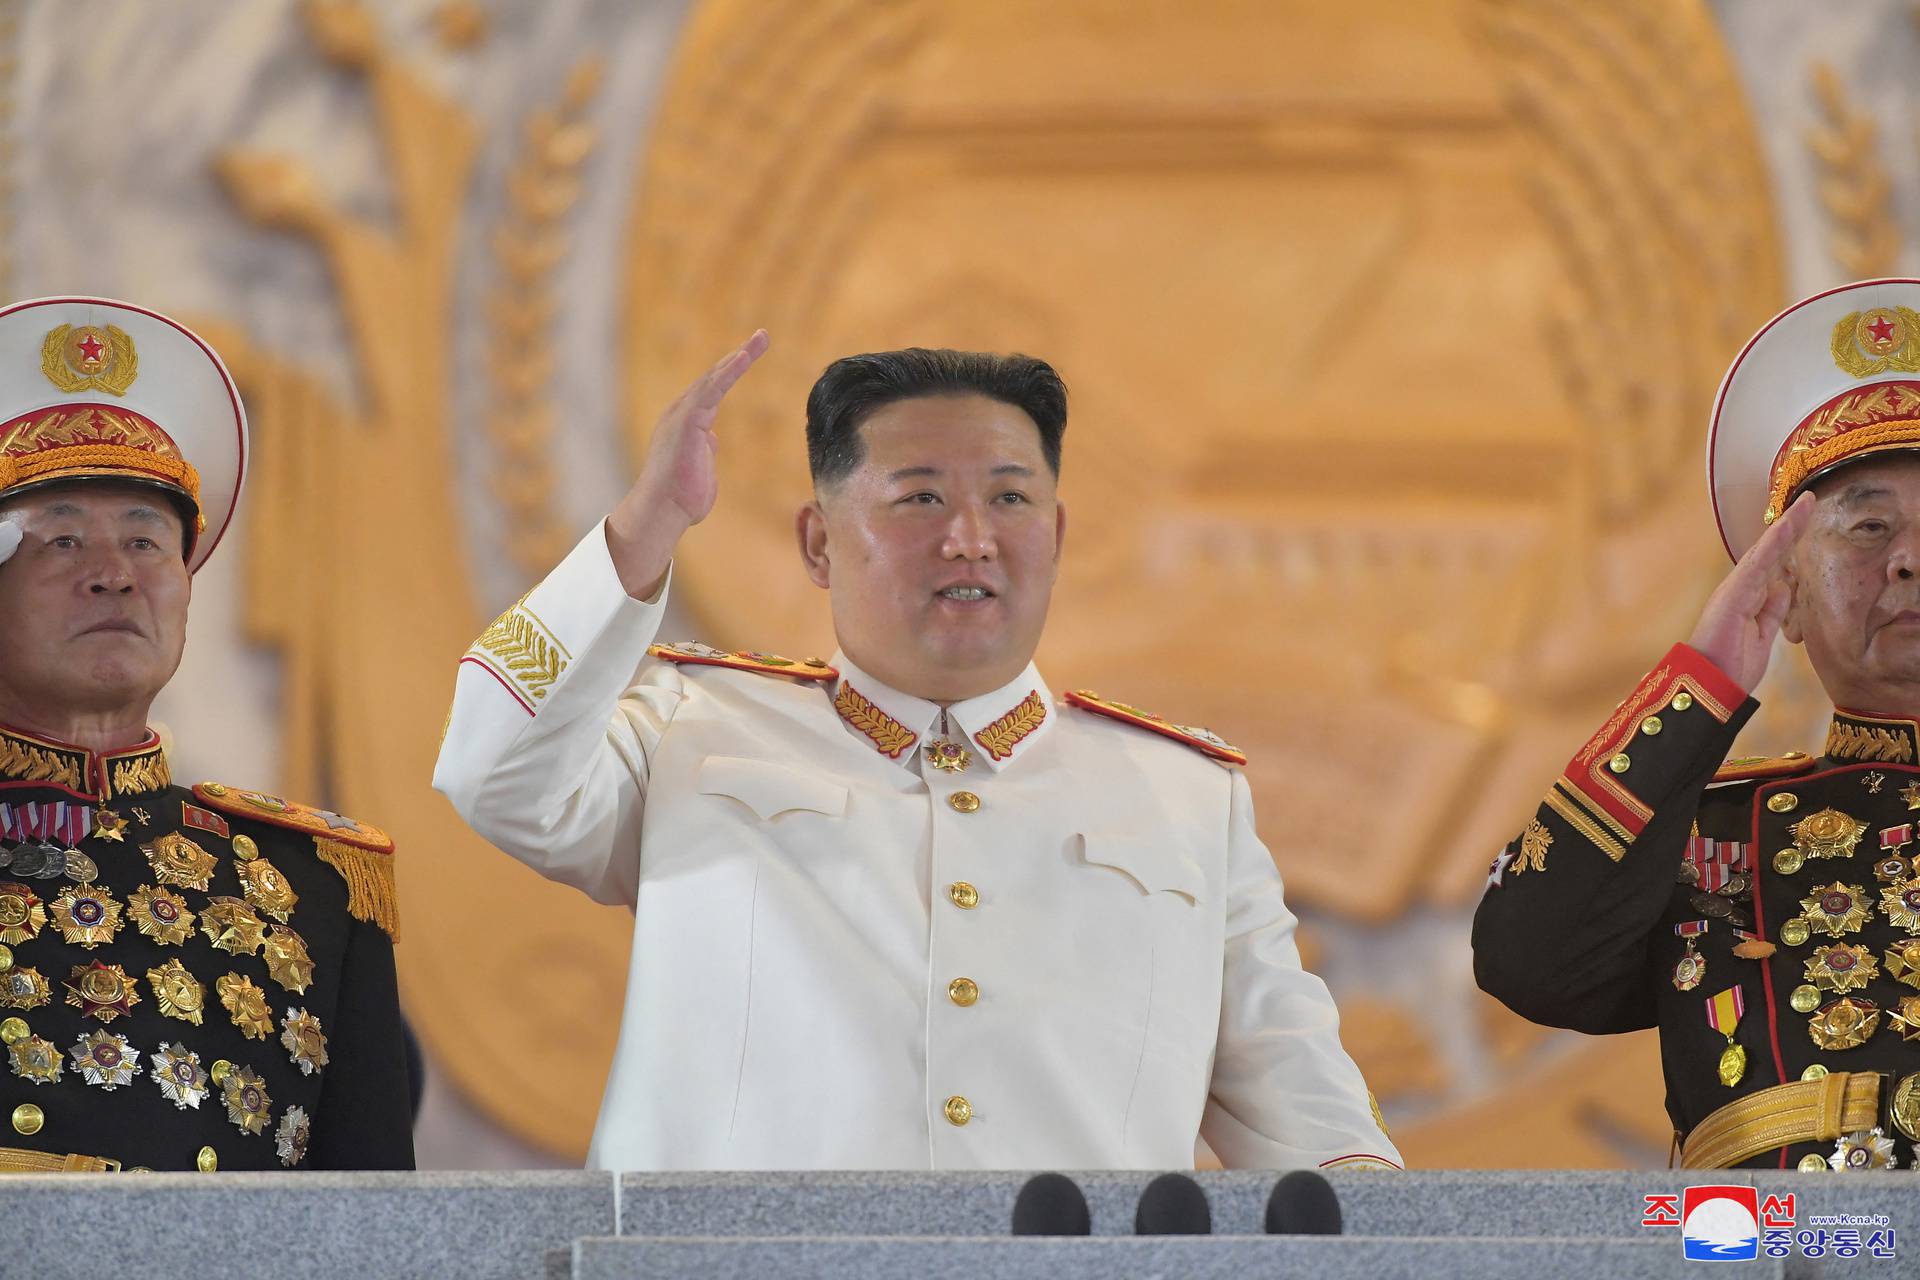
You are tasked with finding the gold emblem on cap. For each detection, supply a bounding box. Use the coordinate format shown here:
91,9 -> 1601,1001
1834,306 -> 1920,376
39,323 -> 138,396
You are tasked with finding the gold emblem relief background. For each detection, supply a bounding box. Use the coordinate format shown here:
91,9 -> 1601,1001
183,0 -> 1801,1165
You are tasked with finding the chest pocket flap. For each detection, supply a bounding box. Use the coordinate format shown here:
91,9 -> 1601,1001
697,756 -> 849,821
1076,831 -> 1207,904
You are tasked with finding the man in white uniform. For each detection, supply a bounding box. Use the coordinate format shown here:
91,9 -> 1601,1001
434,336 -> 1398,1171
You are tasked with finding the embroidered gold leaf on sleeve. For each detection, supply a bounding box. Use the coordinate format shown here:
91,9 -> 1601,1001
471,598 -> 568,702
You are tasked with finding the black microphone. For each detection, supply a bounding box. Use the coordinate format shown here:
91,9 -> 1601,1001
1011,1172 -> 1092,1236
1134,1171 -> 1211,1235
1264,1169 -> 1343,1235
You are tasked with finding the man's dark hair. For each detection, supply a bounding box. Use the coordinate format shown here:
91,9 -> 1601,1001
805,348 -> 1067,487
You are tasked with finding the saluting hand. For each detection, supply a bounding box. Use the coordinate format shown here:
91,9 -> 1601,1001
606,330 -> 770,599
1686,491 -> 1816,693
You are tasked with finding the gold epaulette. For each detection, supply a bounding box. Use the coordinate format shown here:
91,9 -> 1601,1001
1711,752 -> 1816,785
1064,689 -> 1247,765
648,642 -> 837,681
191,783 -> 399,942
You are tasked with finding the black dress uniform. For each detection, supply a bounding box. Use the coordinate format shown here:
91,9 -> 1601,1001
1474,642 -> 1920,1171
0,727 -> 412,1170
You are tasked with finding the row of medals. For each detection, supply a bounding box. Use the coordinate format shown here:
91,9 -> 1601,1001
0,807 -> 324,1166
1679,794 -> 1920,1170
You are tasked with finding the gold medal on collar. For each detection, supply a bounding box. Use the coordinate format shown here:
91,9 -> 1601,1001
923,738 -> 972,773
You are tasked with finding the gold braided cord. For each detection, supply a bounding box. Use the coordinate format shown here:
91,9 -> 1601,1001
1766,415 -> 1920,524
314,837 -> 399,942
973,691 -> 1047,762
1544,784 -> 1627,863
833,683 -> 916,758
0,735 -> 83,791
1825,719 -> 1917,764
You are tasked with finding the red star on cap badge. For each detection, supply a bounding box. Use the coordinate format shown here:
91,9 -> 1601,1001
1867,314 -> 1898,345
74,332 -> 105,363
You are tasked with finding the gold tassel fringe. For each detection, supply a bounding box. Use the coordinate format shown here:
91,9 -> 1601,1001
315,837 -> 400,942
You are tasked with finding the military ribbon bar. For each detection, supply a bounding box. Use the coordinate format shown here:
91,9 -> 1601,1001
0,800 -> 89,845
1684,834 -> 1750,893
1674,919 -> 1710,938
1704,985 -> 1745,1034
1881,824 -> 1913,852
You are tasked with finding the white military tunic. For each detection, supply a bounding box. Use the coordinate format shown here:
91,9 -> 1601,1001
434,523 -> 1400,1172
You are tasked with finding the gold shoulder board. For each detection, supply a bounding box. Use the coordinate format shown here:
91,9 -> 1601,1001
1711,752 -> 1817,785
1064,689 -> 1247,765
191,783 -> 397,941
648,642 -> 838,682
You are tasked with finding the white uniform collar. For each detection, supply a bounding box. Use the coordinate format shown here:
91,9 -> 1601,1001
830,652 -> 1056,773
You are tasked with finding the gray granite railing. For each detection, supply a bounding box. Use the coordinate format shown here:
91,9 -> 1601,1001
4,1169 -> 1906,1277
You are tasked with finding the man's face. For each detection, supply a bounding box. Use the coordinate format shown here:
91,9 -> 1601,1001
0,483 -> 191,723
1785,454 -> 1920,710
798,393 -> 1066,703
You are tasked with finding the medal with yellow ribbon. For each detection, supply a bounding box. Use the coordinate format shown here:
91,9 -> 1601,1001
1705,986 -> 1746,1087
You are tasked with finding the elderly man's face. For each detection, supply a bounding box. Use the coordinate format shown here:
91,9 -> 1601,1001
798,394 -> 1066,703
0,483 -> 191,722
1785,454 -> 1920,711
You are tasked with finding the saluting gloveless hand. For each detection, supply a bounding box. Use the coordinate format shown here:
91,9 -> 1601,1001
605,329 -> 771,599
1686,490 -> 1816,693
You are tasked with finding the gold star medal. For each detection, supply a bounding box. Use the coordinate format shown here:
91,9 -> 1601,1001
261,926 -> 314,994
1888,938 -> 1920,989
48,884 -> 122,948
0,965 -> 48,1010
1809,996 -> 1880,1051
148,1041 -> 209,1109
1888,995 -> 1920,1043
141,831 -> 216,891
1704,986 -> 1746,1086
0,881 -> 47,944
279,1008 -> 328,1076
924,738 -> 972,773
89,808 -> 128,843
68,1030 -> 139,1089
1806,942 -> 1878,993
127,884 -> 195,945
1672,920 -> 1708,990
199,897 -> 267,956
7,1031 -> 61,1084
1800,881 -> 1871,937
216,973 -> 274,1039
275,1105 -> 311,1167
1882,877 -> 1920,933
146,959 -> 205,1025
63,960 -> 140,1022
221,1063 -> 272,1135
236,855 -> 298,924
1789,808 -> 1870,861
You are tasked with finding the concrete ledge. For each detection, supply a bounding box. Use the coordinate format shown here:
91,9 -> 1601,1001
570,1235 -> 1774,1280
3,1169 -> 615,1280
618,1169 -> 1888,1238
